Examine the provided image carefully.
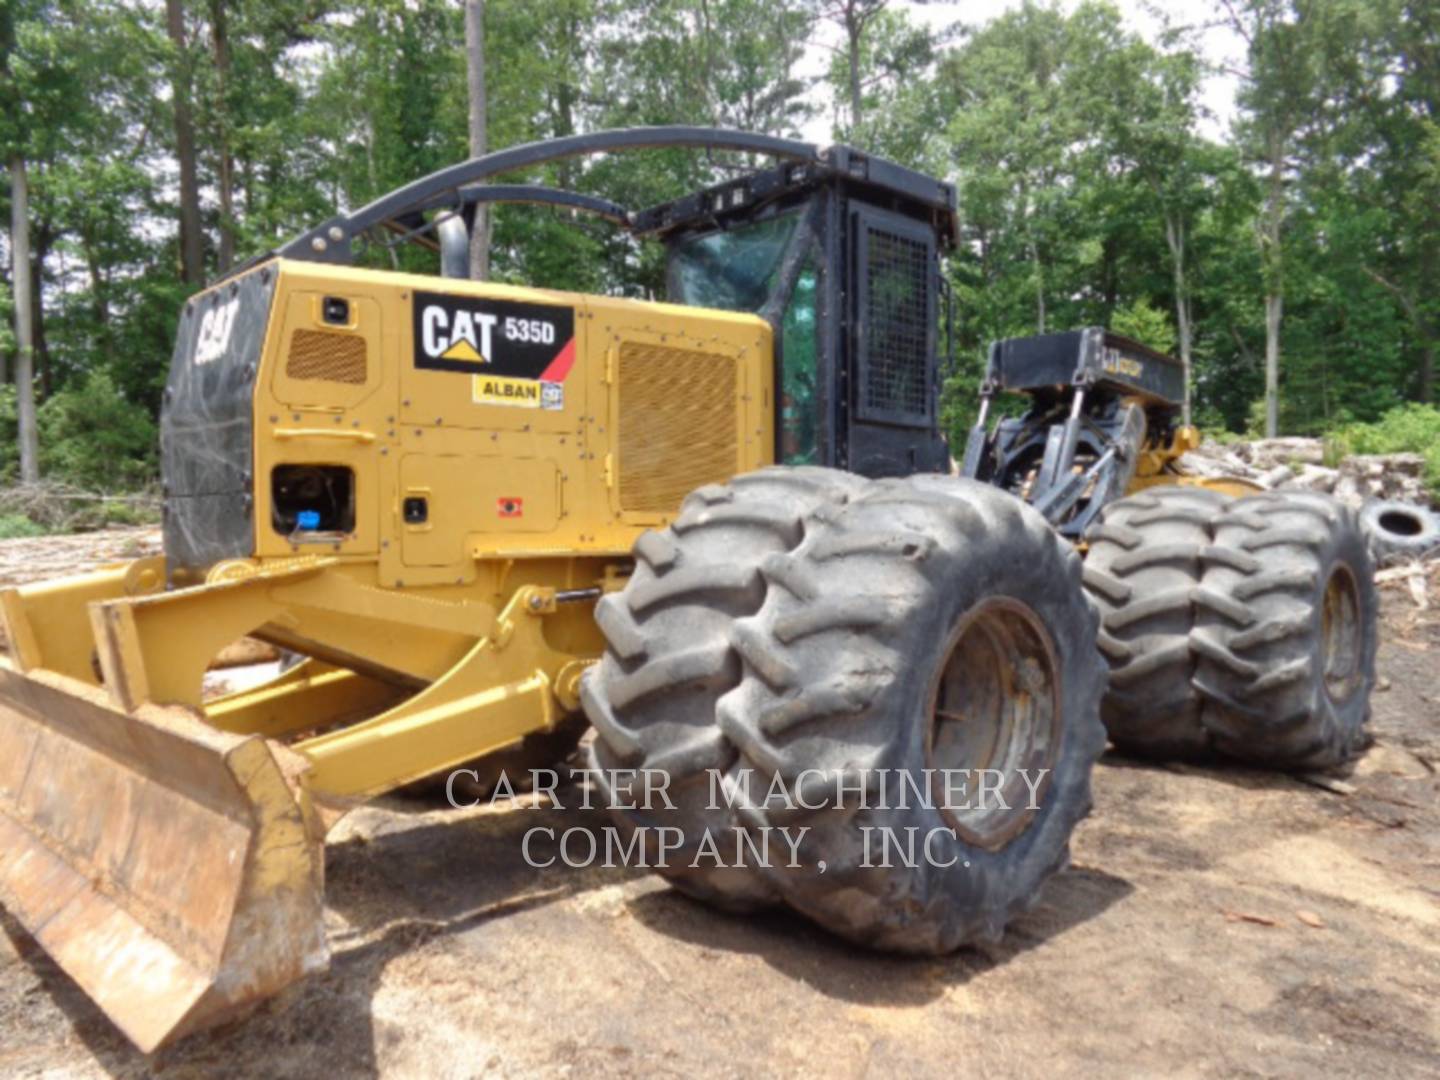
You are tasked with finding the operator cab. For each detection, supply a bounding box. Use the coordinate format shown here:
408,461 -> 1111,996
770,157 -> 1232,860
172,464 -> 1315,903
636,150 -> 958,477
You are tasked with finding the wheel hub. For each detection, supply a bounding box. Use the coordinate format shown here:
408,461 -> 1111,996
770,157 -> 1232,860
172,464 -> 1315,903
926,597 -> 1063,850
1321,564 -> 1364,703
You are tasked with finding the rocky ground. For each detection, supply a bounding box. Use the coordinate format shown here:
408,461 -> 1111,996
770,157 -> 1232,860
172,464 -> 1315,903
0,528 -> 1437,1079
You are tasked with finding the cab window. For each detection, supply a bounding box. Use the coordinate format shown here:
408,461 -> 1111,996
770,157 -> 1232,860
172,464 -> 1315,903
779,264 -> 818,465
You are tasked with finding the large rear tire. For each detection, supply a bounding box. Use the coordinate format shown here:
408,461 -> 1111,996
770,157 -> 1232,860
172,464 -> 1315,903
1082,486 -> 1231,759
1192,491 -> 1378,769
582,466 -> 865,909
715,476 -> 1106,953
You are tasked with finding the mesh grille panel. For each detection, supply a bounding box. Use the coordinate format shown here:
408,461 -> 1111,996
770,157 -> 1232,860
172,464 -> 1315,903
863,226 -> 930,418
618,342 -> 737,514
287,329 -> 367,384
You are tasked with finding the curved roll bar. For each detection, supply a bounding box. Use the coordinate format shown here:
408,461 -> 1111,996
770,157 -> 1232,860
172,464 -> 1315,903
276,126 -> 823,266
406,183 -> 633,228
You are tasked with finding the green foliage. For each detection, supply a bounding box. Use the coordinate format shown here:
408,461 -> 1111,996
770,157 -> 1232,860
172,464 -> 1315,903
0,385 -> 18,483
1327,403 -> 1440,498
0,484 -> 159,534
1244,398 -> 1269,439
826,6 -> 941,160
36,372 -> 156,490
1110,298 -> 1176,355
1207,428 -> 1247,446
0,513 -> 45,539
71,497 -> 157,529
0,0 -> 1436,504
0,283 -> 15,356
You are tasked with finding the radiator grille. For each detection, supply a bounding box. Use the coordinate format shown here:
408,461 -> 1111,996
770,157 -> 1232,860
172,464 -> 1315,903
287,329 -> 367,385
862,226 -> 930,419
617,342 -> 737,514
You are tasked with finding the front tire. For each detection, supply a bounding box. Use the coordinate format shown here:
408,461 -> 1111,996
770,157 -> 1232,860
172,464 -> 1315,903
715,476 -> 1106,953
582,466 -> 865,909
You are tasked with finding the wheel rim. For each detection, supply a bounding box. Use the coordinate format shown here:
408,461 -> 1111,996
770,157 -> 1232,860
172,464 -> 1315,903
926,597 -> 1062,851
1321,564 -> 1364,702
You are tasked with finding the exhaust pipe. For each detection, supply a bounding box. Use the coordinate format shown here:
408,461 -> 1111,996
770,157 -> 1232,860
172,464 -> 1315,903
438,213 -> 470,279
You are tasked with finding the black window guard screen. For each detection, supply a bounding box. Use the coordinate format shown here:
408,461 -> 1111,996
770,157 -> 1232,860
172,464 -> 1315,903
854,206 -> 935,427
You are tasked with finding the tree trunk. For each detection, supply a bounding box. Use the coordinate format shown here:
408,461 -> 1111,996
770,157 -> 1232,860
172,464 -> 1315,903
553,63 -> 576,189
464,0 -> 490,281
1264,292 -> 1282,437
846,9 -> 863,135
167,0 -> 205,285
211,0 -> 235,273
84,241 -> 114,368
1361,263 -> 1435,404
1033,255 -> 1045,334
364,112 -> 378,197
1260,135 -> 1285,438
1176,294 -> 1193,426
242,151 -> 254,218
1419,241 -> 1436,403
1100,234 -> 1118,315
30,223 -> 51,399
698,0 -> 718,125
1164,212 -> 1193,425
9,154 -> 38,482
0,284 -> 7,384
1026,223 -> 1045,333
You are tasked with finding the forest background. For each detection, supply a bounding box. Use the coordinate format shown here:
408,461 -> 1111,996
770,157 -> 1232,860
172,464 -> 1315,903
0,0 -> 1436,529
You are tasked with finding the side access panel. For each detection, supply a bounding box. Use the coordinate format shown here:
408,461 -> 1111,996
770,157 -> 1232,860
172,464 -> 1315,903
399,455 -> 563,566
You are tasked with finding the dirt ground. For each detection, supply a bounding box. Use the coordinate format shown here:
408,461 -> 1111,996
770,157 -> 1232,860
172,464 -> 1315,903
0,531 -> 1436,1079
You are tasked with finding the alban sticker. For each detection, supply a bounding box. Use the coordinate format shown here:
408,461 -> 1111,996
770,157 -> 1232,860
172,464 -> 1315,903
472,375 -> 533,407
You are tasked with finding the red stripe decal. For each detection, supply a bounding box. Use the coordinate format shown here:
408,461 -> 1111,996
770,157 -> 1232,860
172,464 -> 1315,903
539,338 -> 576,383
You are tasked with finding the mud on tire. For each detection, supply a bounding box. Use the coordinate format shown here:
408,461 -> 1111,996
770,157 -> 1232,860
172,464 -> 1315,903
1192,491 -> 1378,769
1082,486 -> 1232,759
582,466 -> 865,909
715,476 -> 1106,953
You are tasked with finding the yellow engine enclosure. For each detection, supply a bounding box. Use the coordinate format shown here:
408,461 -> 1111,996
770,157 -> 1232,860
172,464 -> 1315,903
7,258 -> 778,798
0,259 -> 776,1052
247,259 -> 776,583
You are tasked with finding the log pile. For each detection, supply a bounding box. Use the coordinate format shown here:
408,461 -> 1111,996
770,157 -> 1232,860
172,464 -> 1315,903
1177,438 -> 1432,509
0,526 -> 161,589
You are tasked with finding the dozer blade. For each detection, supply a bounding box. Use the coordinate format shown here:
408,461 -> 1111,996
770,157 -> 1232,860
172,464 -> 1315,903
0,661 -> 328,1053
